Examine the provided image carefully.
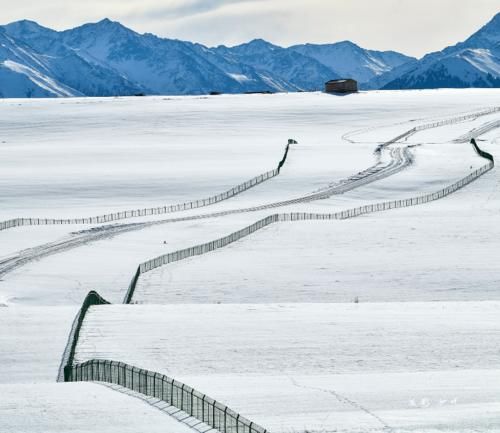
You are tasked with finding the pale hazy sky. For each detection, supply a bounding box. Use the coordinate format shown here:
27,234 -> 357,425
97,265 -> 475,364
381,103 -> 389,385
1,0 -> 499,57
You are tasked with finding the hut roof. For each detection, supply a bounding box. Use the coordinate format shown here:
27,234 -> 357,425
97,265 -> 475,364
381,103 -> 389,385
325,78 -> 356,84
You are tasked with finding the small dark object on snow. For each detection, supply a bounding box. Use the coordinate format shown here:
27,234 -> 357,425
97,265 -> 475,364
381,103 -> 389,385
325,79 -> 358,94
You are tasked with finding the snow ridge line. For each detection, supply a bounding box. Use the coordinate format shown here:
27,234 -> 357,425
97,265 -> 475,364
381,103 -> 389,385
375,106 -> 500,154
66,359 -> 269,433
0,110 -> 493,280
454,119 -> 500,143
57,290 -> 110,383
0,141 -> 293,232
125,142 -> 494,304
342,106 -> 500,145
0,146 -> 411,282
58,292 -> 269,433
3,106 -> 497,234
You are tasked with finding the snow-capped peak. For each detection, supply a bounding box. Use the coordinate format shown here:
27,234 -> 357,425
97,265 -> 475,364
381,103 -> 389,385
1,12 -> 499,98
227,38 -> 282,55
466,12 -> 500,46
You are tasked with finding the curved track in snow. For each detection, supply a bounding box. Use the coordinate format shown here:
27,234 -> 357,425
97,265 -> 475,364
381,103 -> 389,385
0,146 -> 412,280
453,118 -> 500,143
2,106 -> 495,280
0,223 -> 147,279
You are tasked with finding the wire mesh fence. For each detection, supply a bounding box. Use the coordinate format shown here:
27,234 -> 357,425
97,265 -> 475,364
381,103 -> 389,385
125,154 -> 494,303
3,106 -> 499,234
375,106 -> 500,153
414,107 -> 500,132
66,359 -> 268,433
281,160 -> 493,222
0,218 -> 20,231
0,169 -> 278,231
57,291 -> 110,382
57,137 -> 495,433
123,214 -> 279,302
0,140 -> 297,232
454,119 -> 500,143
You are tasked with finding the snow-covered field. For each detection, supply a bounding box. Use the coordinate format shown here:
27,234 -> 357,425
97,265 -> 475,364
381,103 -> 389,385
0,90 -> 498,220
135,157 -> 500,304
0,306 -> 76,383
75,302 -> 500,433
0,382 -> 202,433
1,89 -> 500,433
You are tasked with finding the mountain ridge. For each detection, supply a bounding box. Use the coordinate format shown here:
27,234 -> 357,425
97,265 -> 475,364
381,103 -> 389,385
0,13 -> 499,98
382,12 -> 500,89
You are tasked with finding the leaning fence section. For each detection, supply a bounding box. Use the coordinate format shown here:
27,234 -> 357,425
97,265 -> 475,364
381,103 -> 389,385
66,359 -> 267,433
57,291 -> 110,382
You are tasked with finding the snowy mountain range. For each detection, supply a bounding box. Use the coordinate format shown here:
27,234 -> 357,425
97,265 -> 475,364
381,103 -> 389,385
0,12 -> 499,98
381,12 -> 500,89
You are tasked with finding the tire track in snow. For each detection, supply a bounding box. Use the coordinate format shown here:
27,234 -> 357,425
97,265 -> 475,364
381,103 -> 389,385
2,107 -> 493,281
0,223 -> 149,279
289,376 -> 394,432
0,146 -> 412,280
126,141 -> 492,303
453,118 -> 500,143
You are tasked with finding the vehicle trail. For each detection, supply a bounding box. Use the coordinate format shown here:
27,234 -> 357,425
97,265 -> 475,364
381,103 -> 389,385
2,106 -> 494,280
289,376 -> 394,432
0,146 -> 412,279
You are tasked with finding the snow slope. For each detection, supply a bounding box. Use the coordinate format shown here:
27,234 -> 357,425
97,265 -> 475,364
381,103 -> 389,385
0,17 -> 416,96
0,29 -> 79,98
1,19 -> 341,96
1,90 -> 499,220
2,90 -> 500,433
290,41 -> 415,85
0,382 -> 198,433
0,306 -> 77,383
74,302 -> 500,433
384,12 -> 500,89
133,133 -> 500,304
1,90 -> 499,307
3,13 -> 499,97
212,39 -> 339,91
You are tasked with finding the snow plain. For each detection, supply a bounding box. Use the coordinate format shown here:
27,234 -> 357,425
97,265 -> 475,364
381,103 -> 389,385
0,306 -> 76,383
75,302 -> 500,433
1,89 -> 500,433
0,90 -> 498,220
0,382 -> 201,433
2,91 -> 500,306
135,146 -> 500,304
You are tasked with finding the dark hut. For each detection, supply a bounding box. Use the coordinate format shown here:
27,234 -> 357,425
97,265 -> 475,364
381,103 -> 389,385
325,79 -> 358,94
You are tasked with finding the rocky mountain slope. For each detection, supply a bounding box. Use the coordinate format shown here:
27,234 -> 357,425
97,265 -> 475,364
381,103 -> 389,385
0,12 -> 499,97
